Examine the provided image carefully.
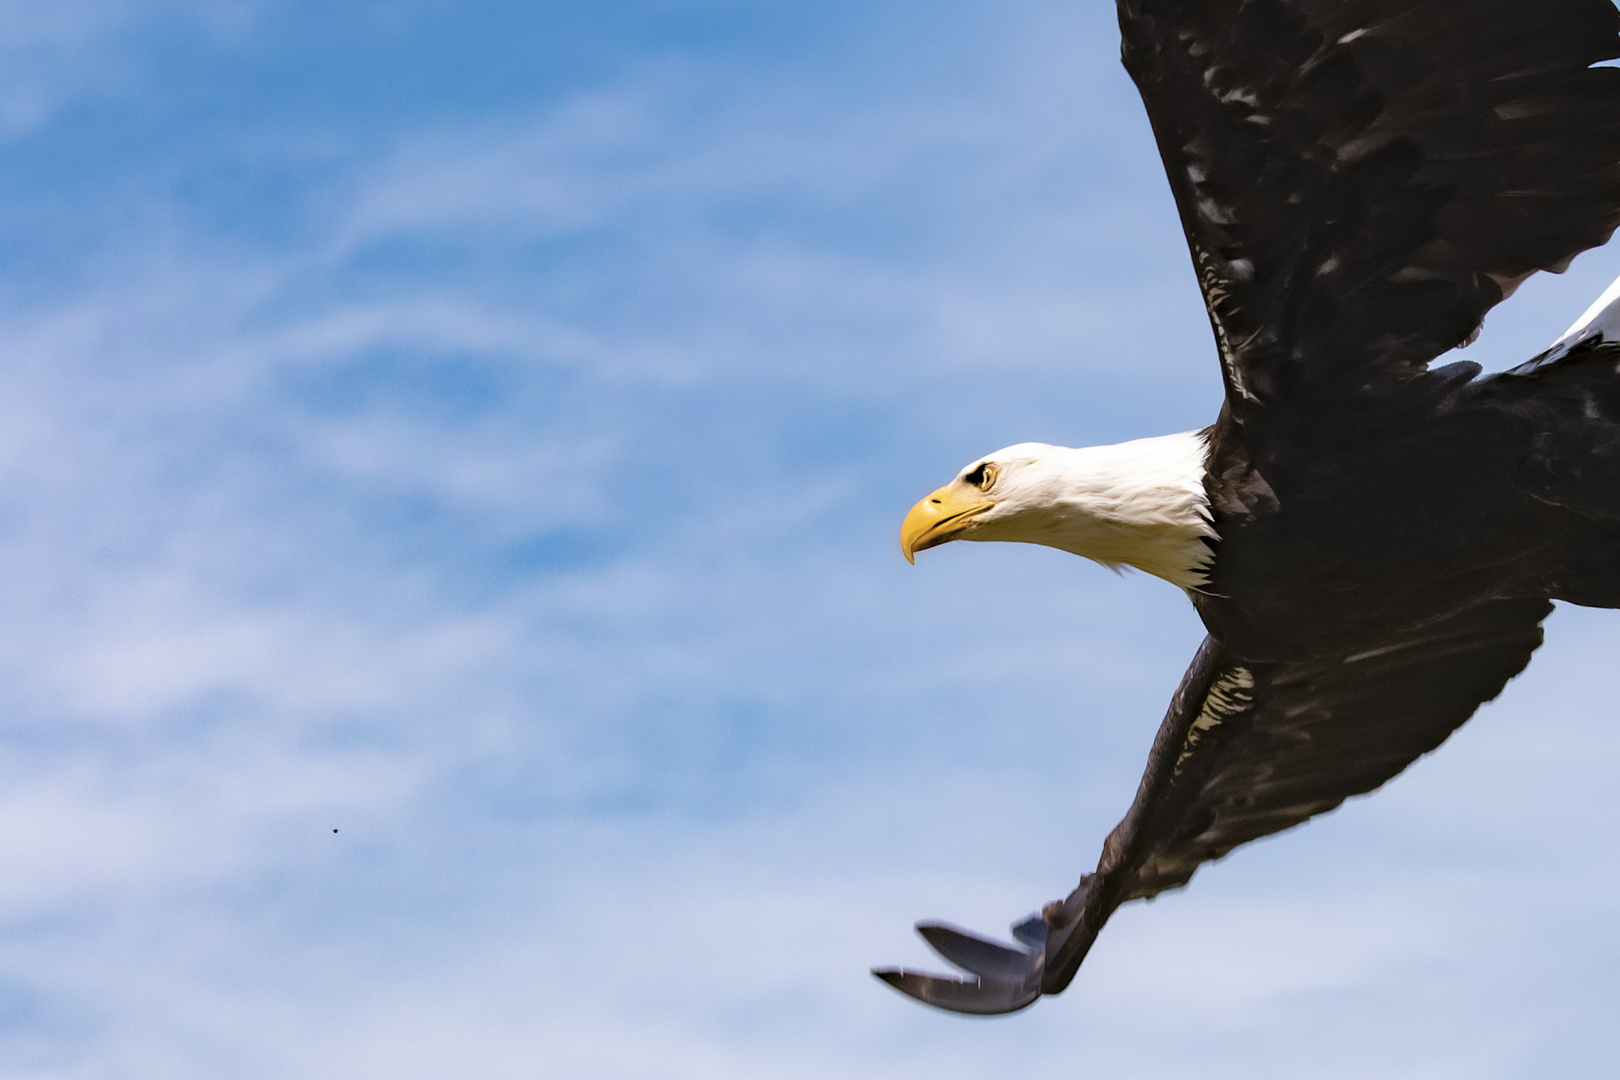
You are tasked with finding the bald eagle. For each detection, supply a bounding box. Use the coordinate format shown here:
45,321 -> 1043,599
875,0 -> 1620,1014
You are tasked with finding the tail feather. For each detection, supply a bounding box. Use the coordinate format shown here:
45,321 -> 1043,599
1470,272 -> 1620,606
1469,272 -> 1620,522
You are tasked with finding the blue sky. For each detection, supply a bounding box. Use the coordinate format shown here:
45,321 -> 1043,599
2,2 -> 1620,1077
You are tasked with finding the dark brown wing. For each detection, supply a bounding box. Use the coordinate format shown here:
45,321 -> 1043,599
1119,0 -> 1620,410
875,597 -> 1550,1014
1118,597 -> 1550,901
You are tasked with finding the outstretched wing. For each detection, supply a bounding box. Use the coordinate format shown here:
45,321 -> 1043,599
1119,0 -> 1620,410
875,597 -> 1550,1014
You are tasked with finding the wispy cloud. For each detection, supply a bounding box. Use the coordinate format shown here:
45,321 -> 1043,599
0,0 -> 257,134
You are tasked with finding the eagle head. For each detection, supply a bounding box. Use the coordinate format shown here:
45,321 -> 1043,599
900,433 -> 1217,589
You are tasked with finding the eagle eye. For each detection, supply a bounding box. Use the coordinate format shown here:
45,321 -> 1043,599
965,463 -> 996,490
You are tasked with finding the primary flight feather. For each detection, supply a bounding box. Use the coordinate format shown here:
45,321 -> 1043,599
875,0 -> 1620,1014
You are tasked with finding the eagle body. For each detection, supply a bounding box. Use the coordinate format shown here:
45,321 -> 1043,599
876,0 -> 1620,1018
1201,349 -> 1620,659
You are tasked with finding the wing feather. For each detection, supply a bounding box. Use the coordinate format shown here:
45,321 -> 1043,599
1118,0 -> 1620,409
1123,598 -> 1551,899
1034,597 -> 1550,996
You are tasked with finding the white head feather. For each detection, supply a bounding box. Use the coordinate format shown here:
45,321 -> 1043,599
943,431 -> 1217,589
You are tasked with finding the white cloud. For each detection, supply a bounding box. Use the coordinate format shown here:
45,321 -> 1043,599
0,0 -> 258,134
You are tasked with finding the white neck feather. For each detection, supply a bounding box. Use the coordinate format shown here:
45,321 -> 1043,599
975,431 -> 1217,589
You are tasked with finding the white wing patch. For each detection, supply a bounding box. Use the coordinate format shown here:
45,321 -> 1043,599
1550,271 -> 1620,351
1174,666 -> 1255,776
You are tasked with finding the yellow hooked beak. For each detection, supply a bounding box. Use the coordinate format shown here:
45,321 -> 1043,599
900,483 -> 994,564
